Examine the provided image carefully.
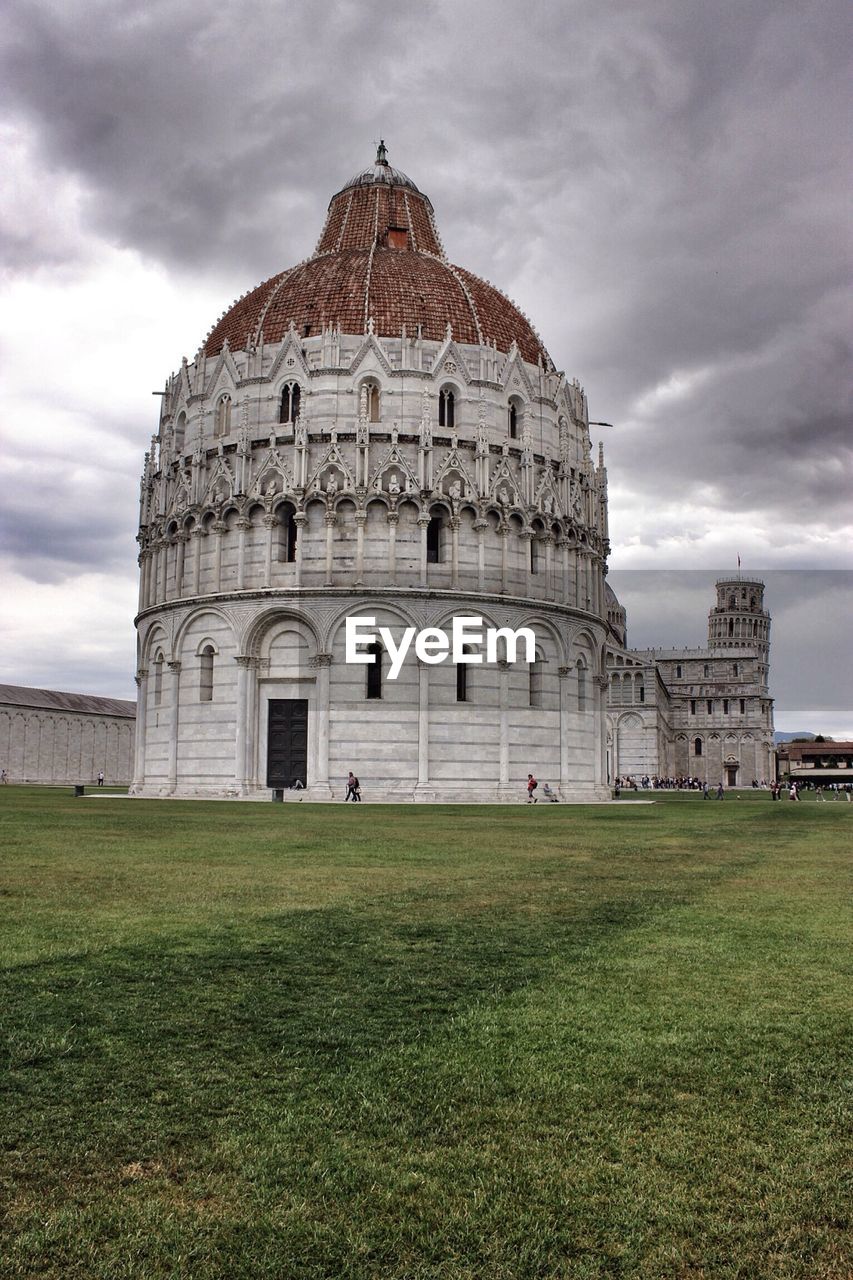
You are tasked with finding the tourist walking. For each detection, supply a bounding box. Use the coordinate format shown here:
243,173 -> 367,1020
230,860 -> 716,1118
0,768 -> 7,784
345,771 -> 361,802
716,783 -> 724,800
526,774 -> 538,803
97,770 -> 104,787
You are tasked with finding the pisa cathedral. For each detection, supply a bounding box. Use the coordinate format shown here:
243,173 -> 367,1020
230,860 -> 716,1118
131,147 -> 774,800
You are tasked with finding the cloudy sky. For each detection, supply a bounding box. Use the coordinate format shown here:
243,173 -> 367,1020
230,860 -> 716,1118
1,0 -> 851,733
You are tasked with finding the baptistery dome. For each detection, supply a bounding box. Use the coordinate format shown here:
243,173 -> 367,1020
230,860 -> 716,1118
133,146 -> 612,802
204,146 -> 551,367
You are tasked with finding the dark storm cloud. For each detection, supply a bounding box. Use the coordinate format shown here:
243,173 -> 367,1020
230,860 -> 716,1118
1,0 -> 440,279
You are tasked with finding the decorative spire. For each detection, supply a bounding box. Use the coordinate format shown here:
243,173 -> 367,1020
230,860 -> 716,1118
376,138 -> 388,166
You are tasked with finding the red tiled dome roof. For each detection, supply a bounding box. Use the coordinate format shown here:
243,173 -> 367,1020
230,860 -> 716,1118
203,149 -> 552,369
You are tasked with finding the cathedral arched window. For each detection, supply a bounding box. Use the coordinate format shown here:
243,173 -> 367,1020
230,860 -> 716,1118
279,382 -> 301,425
366,642 -> 382,700
153,652 -> 164,706
215,393 -> 231,438
199,645 -> 215,702
728,619 -> 734,636
694,737 -> 703,756
175,411 -> 186,451
508,404 -> 518,439
278,506 -> 297,563
732,663 -> 739,677
426,514 -> 444,563
529,534 -> 539,574
704,664 -> 709,677
438,386 -> 455,430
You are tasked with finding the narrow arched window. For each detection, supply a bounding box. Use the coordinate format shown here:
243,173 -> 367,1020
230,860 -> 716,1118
456,645 -> 472,702
366,642 -> 382,699
529,655 -> 543,707
215,394 -> 231,437
175,411 -> 186,450
426,514 -> 443,563
362,382 -> 380,423
153,652 -> 164,706
704,664 -> 709,677
577,661 -> 587,712
728,619 -> 734,636
530,535 -> 539,573
278,508 -> 297,563
508,404 -> 518,439
694,737 -> 703,756
733,663 -> 739,677
200,645 -> 214,702
438,386 -> 455,429
279,382 -> 301,424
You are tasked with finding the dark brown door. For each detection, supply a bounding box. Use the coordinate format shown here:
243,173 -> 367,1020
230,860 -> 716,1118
267,699 -> 308,788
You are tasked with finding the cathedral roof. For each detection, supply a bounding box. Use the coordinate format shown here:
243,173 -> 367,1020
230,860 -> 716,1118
203,145 -> 552,368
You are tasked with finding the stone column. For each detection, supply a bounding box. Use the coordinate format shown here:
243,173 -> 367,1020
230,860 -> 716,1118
595,675 -> 609,788
416,659 -> 430,789
544,535 -> 554,599
558,665 -> 570,795
263,514 -> 277,588
314,653 -> 333,797
138,552 -> 149,612
244,657 -> 259,790
418,515 -> 430,588
191,527 -> 205,596
293,513 -> 307,587
519,529 -> 534,591
236,516 -> 251,591
132,668 -> 148,790
499,525 -> 509,594
450,516 -> 460,588
212,520 -> 226,592
474,519 -> 487,592
156,539 -> 167,602
355,511 -> 367,585
166,660 -> 181,794
387,511 -> 398,584
174,533 -> 188,598
498,658 -> 510,790
234,656 -> 252,796
324,512 -> 336,586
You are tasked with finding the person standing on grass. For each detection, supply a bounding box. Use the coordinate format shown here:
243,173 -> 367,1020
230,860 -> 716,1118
716,782 -> 724,799
0,768 -> 7,784
527,774 -> 538,803
97,770 -> 104,787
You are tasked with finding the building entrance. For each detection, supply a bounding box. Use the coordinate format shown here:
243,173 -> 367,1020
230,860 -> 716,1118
267,699 -> 308,788
725,763 -> 739,787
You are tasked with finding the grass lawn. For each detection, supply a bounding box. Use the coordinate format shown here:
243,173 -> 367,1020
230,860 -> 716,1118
1,787 -> 850,1279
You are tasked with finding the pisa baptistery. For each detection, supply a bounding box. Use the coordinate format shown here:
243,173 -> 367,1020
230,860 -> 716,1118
132,146 -> 612,800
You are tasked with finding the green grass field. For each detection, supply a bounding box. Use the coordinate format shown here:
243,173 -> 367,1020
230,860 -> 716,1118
1,787 -> 850,1279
